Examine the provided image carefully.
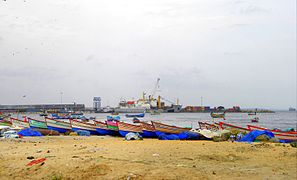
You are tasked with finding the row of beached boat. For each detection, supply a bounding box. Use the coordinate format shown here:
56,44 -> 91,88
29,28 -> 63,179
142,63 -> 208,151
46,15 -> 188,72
8,117 -> 191,138
4,117 -> 297,142
199,122 -> 297,143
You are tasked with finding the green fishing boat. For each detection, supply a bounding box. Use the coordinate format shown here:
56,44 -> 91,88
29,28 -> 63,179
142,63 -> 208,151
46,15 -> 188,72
28,117 -> 47,129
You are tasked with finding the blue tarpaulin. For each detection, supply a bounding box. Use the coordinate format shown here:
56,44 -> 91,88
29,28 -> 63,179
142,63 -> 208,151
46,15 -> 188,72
158,133 -> 180,140
179,131 -> 201,140
18,128 -> 42,136
237,130 -> 275,143
76,130 -> 90,136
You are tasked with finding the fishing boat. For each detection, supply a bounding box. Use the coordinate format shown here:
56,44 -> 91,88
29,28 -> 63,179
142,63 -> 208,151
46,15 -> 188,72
247,125 -> 297,142
106,120 -> 119,131
107,115 -> 120,121
251,117 -> 259,123
45,117 -> 71,133
140,121 -> 157,138
248,112 -> 257,116
94,120 -> 119,136
133,118 -> 141,123
125,113 -> 145,118
151,121 -> 191,136
117,121 -> 143,137
28,117 -> 48,129
247,125 -> 297,134
70,120 -> 99,135
210,112 -> 225,119
39,113 -> 48,117
10,117 -> 30,129
0,119 -> 12,126
219,122 -> 250,132
198,122 -> 220,131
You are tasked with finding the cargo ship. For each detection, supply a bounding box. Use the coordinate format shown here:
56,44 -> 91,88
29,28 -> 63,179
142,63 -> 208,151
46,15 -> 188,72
114,79 -> 182,113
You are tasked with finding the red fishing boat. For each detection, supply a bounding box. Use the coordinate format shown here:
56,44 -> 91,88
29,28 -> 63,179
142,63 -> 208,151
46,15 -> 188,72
248,125 -> 297,142
219,122 -> 250,132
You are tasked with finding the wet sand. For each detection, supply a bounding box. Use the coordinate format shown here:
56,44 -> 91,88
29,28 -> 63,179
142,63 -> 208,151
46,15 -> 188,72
0,136 -> 296,180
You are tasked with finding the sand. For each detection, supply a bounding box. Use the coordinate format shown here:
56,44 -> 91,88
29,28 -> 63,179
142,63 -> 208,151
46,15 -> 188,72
0,136 -> 296,180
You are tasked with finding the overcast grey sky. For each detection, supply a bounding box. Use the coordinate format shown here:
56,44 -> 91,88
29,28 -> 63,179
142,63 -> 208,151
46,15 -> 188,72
0,0 -> 296,109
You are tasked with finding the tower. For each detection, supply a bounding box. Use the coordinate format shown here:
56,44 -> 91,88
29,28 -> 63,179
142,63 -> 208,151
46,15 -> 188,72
93,97 -> 101,112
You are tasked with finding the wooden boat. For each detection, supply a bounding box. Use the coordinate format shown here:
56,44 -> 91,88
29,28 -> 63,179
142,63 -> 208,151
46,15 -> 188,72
125,113 -> 145,118
151,121 -> 191,136
94,120 -> 119,136
70,120 -> 100,135
10,117 -> 30,129
140,121 -> 157,138
0,121 -> 12,127
0,116 -> 12,126
117,121 -> 143,137
45,117 -> 71,133
198,122 -> 220,131
210,112 -> 225,119
247,125 -> 297,134
28,117 -> 47,129
219,122 -> 250,132
247,125 -> 297,142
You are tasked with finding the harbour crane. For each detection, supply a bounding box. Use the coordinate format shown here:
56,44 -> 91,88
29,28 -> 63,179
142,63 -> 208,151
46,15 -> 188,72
151,78 -> 160,100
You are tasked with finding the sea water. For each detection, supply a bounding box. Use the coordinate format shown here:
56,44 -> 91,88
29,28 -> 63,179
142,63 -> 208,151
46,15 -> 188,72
18,111 -> 296,130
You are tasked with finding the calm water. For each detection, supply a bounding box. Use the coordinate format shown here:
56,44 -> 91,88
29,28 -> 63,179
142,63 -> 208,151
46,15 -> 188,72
17,111 -> 297,130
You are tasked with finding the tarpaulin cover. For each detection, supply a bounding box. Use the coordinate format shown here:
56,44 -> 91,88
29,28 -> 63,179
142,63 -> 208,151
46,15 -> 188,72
125,132 -> 143,140
158,133 -> 180,140
179,131 -> 200,140
76,130 -> 90,136
237,130 -> 274,143
18,128 -> 42,136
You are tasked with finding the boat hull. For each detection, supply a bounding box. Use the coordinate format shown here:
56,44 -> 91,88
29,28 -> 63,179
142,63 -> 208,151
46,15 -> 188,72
117,122 -> 143,137
219,122 -> 250,132
125,113 -> 145,118
140,122 -> 157,138
248,125 -> 297,142
152,121 -> 191,135
47,126 -> 69,133
96,128 -> 119,136
10,118 -> 30,129
28,118 -> 47,129
72,127 -> 99,135
45,118 -> 71,133
142,130 -> 157,138
71,120 -> 100,135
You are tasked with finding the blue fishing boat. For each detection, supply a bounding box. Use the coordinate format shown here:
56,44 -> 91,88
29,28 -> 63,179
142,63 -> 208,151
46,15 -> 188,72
117,121 -> 143,137
70,120 -> 100,135
45,117 -> 71,133
94,121 -> 119,136
125,113 -> 145,118
140,121 -> 157,138
107,115 -> 120,121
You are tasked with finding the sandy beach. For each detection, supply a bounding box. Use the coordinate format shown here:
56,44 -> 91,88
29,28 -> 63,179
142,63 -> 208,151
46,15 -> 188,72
0,136 -> 296,180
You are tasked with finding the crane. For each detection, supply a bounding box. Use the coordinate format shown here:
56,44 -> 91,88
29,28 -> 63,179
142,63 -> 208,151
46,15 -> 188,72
151,78 -> 160,100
